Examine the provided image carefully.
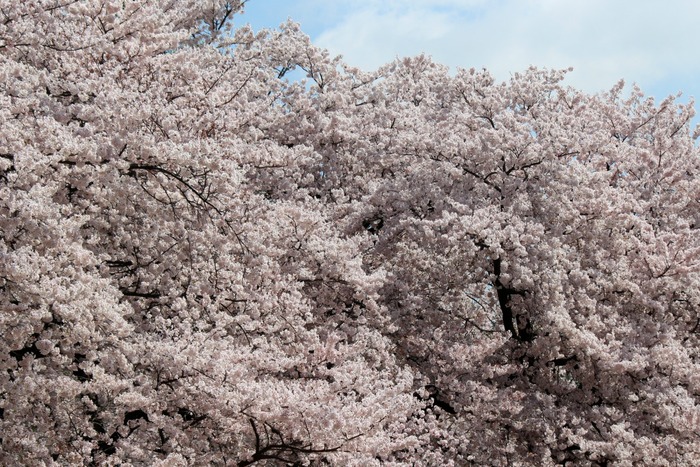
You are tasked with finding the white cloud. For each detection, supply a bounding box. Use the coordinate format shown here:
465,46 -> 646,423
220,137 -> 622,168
314,0 -> 700,98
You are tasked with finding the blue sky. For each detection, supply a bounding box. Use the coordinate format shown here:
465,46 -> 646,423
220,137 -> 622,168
240,0 -> 699,126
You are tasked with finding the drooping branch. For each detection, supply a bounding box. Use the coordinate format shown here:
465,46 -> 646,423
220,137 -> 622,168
128,163 -> 224,215
237,418 -> 346,467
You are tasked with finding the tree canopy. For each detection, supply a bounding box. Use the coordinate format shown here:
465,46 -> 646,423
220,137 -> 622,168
1,1 -> 699,465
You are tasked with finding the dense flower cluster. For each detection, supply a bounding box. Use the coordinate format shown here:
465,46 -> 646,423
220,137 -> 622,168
1,1 -> 699,465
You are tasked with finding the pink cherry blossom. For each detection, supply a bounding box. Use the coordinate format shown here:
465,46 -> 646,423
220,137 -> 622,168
1,1 -> 699,465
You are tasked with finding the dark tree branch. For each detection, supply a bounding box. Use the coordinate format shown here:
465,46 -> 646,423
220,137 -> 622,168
492,258 -> 529,340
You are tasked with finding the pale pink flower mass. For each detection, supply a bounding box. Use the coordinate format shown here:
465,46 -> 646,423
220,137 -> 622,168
1,1 -> 699,465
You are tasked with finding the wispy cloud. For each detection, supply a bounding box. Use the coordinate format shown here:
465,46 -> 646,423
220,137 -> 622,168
313,0 -> 700,99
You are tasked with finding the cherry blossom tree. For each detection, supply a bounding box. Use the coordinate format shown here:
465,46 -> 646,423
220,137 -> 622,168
1,2 -> 415,465
285,57 -> 700,465
1,1 -> 699,466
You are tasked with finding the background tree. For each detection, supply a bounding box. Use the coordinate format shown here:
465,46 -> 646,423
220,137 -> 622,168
279,56 -> 700,465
